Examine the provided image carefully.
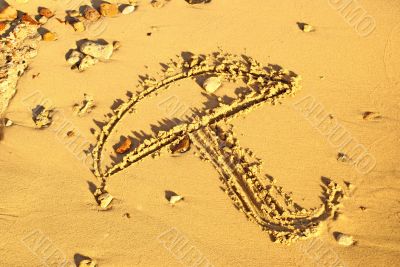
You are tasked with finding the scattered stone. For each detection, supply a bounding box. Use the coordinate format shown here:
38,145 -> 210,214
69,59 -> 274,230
38,16 -> 48,24
66,130 -> 75,137
335,233 -> 355,246
73,94 -> 95,116
359,206 -> 367,211
79,40 -> 114,60
21,14 -> 39,25
83,6 -> 101,22
299,23 -> 314,33
169,195 -> 184,205
0,22 -> 6,31
38,7 -> 54,18
362,111 -> 382,121
78,55 -> 98,71
112,40 -> 121,50
42,32 -> 57,41
185,0 -> 212,4
100,3 -> 119,17
203,76 -> 222,93
32,105 -> 53,128
68,10 -> 80,17
116,137 -> 132,154
4,118 -> 13,127
67,50 -> 84,65
97,192 -> 114,209
171,135 -> 191,154
151,0 -> 165,8
72,21 -> 85,32
121,4 -> 135,15
0,5 -> 18,21
337,152 -> 350,163
78,259 -> 97,267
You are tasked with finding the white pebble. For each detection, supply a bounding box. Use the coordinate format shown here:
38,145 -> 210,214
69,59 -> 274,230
336,233 -> 355,246
79,41 -> 114,60
122,5 -> 135,15
203,77 -> 222,93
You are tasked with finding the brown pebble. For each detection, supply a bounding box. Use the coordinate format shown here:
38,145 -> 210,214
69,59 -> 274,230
84,7 -> 100,22
21,14 -> 39,25
38,7 -> 54,18
100,3 -> 119,17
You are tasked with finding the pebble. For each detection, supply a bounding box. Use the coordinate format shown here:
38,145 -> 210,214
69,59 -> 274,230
0,22 -> 6,31
67,50 -> 84,65
169,195 -> 184,205
301,23 -> 314,33
78,55 -> 98,71
100,3 -> 119,17
68,10 -> 80,17
78,259 -> 97,267
38,7 -> 54,18
72,21 -> 85,32
0,5 -> 18,21
121,4 -> 135,15
97,192 -> 113,209
42,32 -> 57,41
335,233 -> 355,246
79,40 -> 114,60
38,16 -> 48,24
203,76 -> 222,93
84,7 -> 101,22
113,41 -> 121,50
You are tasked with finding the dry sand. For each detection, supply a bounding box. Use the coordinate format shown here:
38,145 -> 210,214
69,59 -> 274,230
0,0 -> 399,266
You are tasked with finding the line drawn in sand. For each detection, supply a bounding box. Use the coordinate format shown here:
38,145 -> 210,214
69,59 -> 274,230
91,52 -> 344,244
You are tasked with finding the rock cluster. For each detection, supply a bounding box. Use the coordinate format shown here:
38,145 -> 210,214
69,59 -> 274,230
67,40 -> 119,71
0,19 -> 40,115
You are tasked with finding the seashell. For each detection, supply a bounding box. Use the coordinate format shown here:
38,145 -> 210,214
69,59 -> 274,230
99,3 -> 119,17
38,7 -> 54,18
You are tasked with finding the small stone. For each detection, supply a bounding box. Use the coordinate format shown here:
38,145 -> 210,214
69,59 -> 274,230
38,7 -> 54,18
83,7 -> 100,22
32,105 -> 53,128
38,16 -> 48,24
335,233 -> 355,246
98,193 -> 113,209
112,41 -> 121,50
4,118 -> 13,127
79,40 -> 114,60
0,5 -> 18,21
362,111 -> 382,121
42,32 -> 57,41
21,14 -> 39,25
100,3 -> 119,17
68,10 -> 80,17
78,55 -> 98,71
169,195 -> 184,205
203,76 -> 222,93
185,0 -> 212,3
337,152 -> 350,162
121,4 -> 135,15
72,21 -> 85,32
299,23 -> 314,33
67,50 -> 84,65
78,259 -> 97,267
151,0 -> 164,8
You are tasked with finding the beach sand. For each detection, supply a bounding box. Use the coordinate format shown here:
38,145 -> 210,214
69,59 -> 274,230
0,0 -> 399,266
